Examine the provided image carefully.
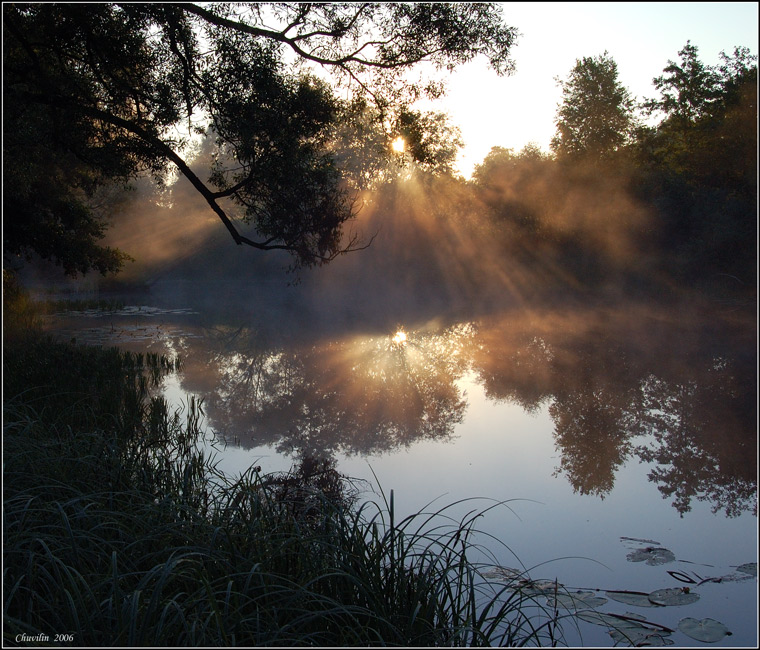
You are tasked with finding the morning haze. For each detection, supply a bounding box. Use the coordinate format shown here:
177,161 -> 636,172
4,3 -> 757,647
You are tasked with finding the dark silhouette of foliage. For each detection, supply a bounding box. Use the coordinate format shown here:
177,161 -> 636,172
643,41 -> 721,128
3,2 -> 517,275
633,42 -> 757,288
551,53 -> 638,162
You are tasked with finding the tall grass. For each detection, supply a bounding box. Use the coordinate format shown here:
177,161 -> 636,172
3,270 -> 42,340
4,329 -> 571,645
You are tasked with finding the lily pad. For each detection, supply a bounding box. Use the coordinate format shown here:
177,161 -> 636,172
577,610 -> 626,627
546,590 -> 607,610
735,562 -> 757,577
576,611 -> 673,646
605,590 -> 661,608
678,617 -> 731,643
610,628 -> 674,646
482,566 -> 524,582
519,579 -> 563,595
577,611 -> 648,628
627,546 -> 676,566
648,587 -> 700,606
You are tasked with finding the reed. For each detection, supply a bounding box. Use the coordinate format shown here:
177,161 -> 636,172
4,335 -> 570,646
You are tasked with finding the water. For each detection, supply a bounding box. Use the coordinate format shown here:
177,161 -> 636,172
41,295 -> 757,647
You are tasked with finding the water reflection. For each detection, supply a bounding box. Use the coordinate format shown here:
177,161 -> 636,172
467,306 -> 756,516
636,363 -> 757,517
180,323 -> 473,459
46,300 -> 756,516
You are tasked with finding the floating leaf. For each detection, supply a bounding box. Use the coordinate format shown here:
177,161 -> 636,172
735,562 -> 757,577
576,611 -> 673,646
577,611 -> 650,628
519,579 -> 563,596
621,536 -> 661,545
577,610 -> 627,627
610,628 -> 674,646
667,570 -> 698,584
627,547 -> 676,566
648,587 -> 700,606
605,590 -> 661,607
482,566 -> 524,582
621,611 -> 650,622
547,590 -> 607,610
678,617 -> 731,643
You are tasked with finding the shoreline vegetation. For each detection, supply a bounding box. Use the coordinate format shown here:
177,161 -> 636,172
3,288 -> 572,647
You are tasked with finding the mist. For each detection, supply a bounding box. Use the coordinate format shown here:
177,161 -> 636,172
88,148 -> 676,349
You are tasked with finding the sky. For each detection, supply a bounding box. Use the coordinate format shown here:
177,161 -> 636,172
427,2 -> 759,177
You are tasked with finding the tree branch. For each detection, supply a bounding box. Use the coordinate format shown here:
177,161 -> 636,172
177,3 -> 431,70
18,90 -> 368,264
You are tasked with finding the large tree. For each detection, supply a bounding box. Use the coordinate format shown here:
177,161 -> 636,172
3,3 -> 518,275
639,42 -> 757,184
642,41 -> 720,128
551,52 -> 637,162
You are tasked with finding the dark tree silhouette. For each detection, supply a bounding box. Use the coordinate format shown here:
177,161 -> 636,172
3,3 -> 517,275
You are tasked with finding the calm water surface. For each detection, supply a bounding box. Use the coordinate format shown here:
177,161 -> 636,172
43,294 -> 757,647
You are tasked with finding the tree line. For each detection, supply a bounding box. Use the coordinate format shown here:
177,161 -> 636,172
3,4 -> 756,297
474,42 -> 757,294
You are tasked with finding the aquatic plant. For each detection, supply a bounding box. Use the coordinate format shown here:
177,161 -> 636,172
483,534 -> 753,646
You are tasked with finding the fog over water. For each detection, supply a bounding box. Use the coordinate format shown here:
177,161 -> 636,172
31,155 -> 757,647
89,150 -> 665,345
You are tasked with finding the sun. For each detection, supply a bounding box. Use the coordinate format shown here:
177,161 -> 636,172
391,329 -> 407,346
391,136 -> 406,153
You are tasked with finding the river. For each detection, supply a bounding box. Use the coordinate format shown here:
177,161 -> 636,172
40,288 -> 757,647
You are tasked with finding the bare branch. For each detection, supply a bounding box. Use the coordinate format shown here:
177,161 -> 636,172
178,3 -> 434,70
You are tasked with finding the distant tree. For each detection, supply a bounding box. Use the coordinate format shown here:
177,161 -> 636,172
3,3 -> 518,275
515,142 -> 551,163
391,109 -> 464,176
634,42 -> 757,287
551,53 -> 637,162
330,101 -> 465,188
472,143 -> 550,186
471,145 -> 554,237
642,41 -> 721,128
639,42 -> 757,184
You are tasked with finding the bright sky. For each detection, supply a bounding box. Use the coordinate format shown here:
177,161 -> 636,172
432,2 -> 759,177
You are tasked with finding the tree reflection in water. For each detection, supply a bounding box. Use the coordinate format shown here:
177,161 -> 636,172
468,305 -> 756,517
174,302 -> 755,517
180,323 -> 473,460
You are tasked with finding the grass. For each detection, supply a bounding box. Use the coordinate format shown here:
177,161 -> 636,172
3,284 -> 573,646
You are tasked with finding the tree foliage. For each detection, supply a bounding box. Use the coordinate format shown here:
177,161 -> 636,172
642,41 -> 721,127
632,42 -> 757,285
551,52 -> 637,162
3,2 -> 518,275
466,42 -> 756,297
639,42 -> 757,184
